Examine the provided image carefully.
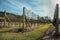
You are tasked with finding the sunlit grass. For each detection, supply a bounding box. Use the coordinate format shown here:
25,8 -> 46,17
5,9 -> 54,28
0,24 -> 51,40
0,26 -> 20,33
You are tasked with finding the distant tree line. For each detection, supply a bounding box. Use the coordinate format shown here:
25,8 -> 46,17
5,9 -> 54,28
37,16 -> 51,23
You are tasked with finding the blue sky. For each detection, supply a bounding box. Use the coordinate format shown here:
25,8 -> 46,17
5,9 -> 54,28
0,0 -> 59,19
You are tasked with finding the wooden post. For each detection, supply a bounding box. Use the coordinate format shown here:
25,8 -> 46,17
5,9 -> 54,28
52,4 -> 59,38
23,7 -> 26,30
8,22 -> 10,27
15,19 -> 16,27
1,19 -> 2,28
37,16 -> 40,27
19,20 -> 20,27
4,10 -> 6,27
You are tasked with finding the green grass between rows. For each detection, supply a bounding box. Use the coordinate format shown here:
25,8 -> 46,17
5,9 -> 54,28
0,24 -> 51,40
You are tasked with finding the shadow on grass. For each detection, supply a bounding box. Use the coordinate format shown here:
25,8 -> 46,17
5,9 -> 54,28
36,36 -> 44,40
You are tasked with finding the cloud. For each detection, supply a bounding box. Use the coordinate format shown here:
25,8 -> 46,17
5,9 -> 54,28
7,0 -> 39,15
50,0 -> 60,19
7,0 -> 23,10
2,2 -> 19,10
0,0 -> 60,19
29,0 -> 52,17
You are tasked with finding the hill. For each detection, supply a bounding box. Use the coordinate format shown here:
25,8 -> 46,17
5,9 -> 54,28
0,11 -> 23,22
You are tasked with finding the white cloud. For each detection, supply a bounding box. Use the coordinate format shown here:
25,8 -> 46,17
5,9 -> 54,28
6,0 -> 60,18
7,0 -> 38,13
7,0 -> 23,10
2,2 -> 19,10
30,0 -> 51,16
50,0 -> 60,19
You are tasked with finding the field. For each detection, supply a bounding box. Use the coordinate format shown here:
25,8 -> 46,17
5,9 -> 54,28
0,24 -> 51,40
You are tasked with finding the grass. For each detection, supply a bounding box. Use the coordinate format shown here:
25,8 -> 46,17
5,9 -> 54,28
0,24 -> 51,40
0,26 -> 21,33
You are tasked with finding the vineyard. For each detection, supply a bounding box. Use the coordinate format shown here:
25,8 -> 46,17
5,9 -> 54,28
0,7 -> 52,40
0,4 -> 60,40
0,7 -> 51,32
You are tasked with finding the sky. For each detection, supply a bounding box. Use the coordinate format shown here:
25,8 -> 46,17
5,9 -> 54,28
0,0 -> 60,19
